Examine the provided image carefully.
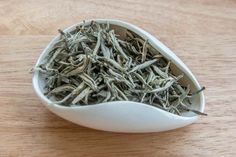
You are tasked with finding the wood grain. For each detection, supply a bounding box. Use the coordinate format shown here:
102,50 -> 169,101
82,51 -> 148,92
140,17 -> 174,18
0,0 -> 236,156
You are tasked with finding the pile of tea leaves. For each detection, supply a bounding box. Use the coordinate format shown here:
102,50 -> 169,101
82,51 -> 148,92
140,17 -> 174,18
34,21 -> 206,116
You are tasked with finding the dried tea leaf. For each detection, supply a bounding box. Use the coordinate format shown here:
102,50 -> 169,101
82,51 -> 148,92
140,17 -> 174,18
33,21 -> 205,116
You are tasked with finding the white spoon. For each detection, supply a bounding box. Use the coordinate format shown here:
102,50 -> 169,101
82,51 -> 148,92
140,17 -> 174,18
32,19 -> 205,133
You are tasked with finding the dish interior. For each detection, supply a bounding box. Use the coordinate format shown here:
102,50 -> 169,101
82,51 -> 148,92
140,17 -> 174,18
36,22 -> 201,117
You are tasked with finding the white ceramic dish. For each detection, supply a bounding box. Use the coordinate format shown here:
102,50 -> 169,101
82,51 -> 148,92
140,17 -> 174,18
32,19 -> 205,133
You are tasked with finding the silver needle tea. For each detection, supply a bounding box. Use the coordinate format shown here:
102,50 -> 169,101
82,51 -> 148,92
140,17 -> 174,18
33,21 -> 206,116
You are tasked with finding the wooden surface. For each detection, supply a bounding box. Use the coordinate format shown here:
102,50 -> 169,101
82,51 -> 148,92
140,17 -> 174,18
0,0 -> 236,156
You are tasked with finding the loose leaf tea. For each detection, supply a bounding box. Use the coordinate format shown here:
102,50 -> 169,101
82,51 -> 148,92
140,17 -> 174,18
33,21 -> 206,116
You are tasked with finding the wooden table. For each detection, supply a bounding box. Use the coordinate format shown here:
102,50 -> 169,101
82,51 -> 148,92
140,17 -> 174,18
0,0 -> 235,156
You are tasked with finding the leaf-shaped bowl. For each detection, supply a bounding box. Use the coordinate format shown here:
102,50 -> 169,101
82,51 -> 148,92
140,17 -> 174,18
32,19 -> 205,133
